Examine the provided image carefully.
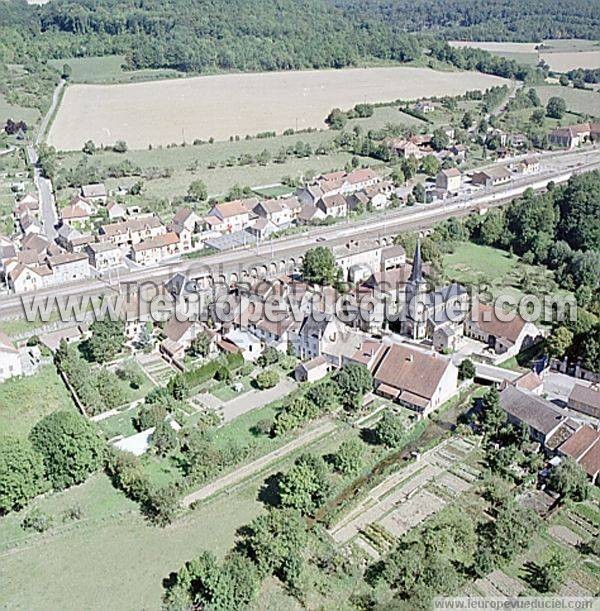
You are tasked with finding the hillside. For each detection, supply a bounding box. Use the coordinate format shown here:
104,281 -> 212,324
1,0 -> 599,75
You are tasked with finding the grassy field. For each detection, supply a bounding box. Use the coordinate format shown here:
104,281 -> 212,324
535,85 -> 600,117
47,66 -> 507,150
0,93 -> 40,126
49,55 -> 183,85
442,242 -> 571,311
0,364 -> 77,439
450,39 -> 600,72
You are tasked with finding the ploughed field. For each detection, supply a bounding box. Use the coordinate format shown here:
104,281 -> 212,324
47,66 -> 507,150
450,39 -> 600,72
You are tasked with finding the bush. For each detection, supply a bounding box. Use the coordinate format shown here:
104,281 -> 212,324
255,370 -> 279,390
375,411 -> 406,448
21,508 -> 53,533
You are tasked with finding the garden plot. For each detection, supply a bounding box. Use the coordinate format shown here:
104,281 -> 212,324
329,436 -> 477,545
549,525 -> 584,548
137,353 -> 176,386
378,489 -> 447,538
436,471 -> 473,496
559,579 -> 593,598
474,570 -> 524,597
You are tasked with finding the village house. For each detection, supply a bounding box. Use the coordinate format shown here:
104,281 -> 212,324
246,217 -> 278,240
435,167 -> 462,194
98,215 -> 166,248
0,331 -> 22,382
381,244 -> 406,270
334,239 -> 383,281
296,204 -> 326,224
517,157 -> 540,174
221,328 -> 262,361
60,195 -> 95,228
464,302 -> 541,357
470,166 -> 511,188
568,383 -> 600,419
292,314 -> 343,361
107,201 -> 127,220
253,199 -> 294,227
131,232 -> 180,265
168,208 -> 197,252
387,137 -> 422,159
499,385 -> 576,450
316,193 -> 348,218
372,343 -> 458,416
163,316 -> 201,352
248,315 -> 295,352
56,224 -> 93,253
18,212 -> 42,236
14,193 -> 39,219
81,183 -> 107,204
294,355 -> 329,383
207,199 -> 256,233
414,101 -> 435,113
548,123 -> 600,149
557,425 -> 600,484
47,252 -> 91,284
86,241 -> 124,271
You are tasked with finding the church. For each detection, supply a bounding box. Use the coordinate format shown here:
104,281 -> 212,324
400,240 -> 469,347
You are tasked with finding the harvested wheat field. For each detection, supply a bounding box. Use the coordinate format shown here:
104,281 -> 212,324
450,40 -> 600,72
47,66 -> 508,150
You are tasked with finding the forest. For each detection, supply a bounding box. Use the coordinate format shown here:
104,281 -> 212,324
1,0 -> 599,75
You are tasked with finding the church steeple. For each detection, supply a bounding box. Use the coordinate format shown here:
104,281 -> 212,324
409,238 -> 423,284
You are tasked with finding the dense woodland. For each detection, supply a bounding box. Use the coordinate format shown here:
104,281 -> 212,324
1,0 -> 599,76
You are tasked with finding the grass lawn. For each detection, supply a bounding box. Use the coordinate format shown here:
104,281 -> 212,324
210,374 -> 253,402
0,364 -> 77,438
95,408 -> 138,439
48,55 -> 183,84
0,474 -> 264,611
0,311 -> 62,337
0,93 -> 40,126
535,84 -> 600,118
442,242 -> 572,315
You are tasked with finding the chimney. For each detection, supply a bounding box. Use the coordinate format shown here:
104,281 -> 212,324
406,354 -> 414,362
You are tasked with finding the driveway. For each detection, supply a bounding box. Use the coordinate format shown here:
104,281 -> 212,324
218,376 -> 296,423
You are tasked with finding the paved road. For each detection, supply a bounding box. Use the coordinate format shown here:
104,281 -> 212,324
182,418 -> 337,506
2,146 -> 600,320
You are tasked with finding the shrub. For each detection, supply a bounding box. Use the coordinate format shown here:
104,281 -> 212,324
255,370 -> 279,390
21,508 -> 53,532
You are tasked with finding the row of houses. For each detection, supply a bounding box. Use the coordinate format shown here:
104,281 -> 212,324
548,122 -> 600,150
499,383 -> 600,483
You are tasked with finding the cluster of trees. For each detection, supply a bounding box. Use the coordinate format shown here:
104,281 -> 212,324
334,0 -> 600,42
3,119 -> 28,135
301,246 -> 342,287
566,67 -> 600,85
55,155 -> 142,190
325,103 -> 374,130
55,340 -> 132,416
163,507 -> 308,609
429,42 -> 546,83
0,410 -> 104,515
272,363 -> 372,435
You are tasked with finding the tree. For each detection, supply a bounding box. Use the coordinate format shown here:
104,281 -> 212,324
61,63 -> 72,79
412,182 -> 426,203
334,363 -> 372,411
151,420 -> 179,456
240,507 -> 308,579
331,438 -> 364,475
188,332 -> 211,357
461,111 -> 474,129
546,96 -> 567,119
458,358 -> 476,380
534,551 -> 568,593
278,453 -> 330,515
375,411 -> 406,447
478,388 -> 506,439
142,483 -> 179,526
29,411 -> 105,490
325,108 -> 347,130
546,326 -> 573,358
257,346 -> 280,367
548,457 -> 589,501
301,246 -> 339,286
168,373 -> 190,400
113,140 -> 128,153
421,154 -> 440,177
86,319 -> 126,363
530,108 -> 545,126
0,436 -> 46,514
82,139 -> 96,155
255,370 -> 279,390
431,128 -> 449,151
559,74 -> 570,86
187,179 -> 208,201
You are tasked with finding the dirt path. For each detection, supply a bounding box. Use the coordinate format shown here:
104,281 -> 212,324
182,418 -> 337,506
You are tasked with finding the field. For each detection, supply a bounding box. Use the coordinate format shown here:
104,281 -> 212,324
0,93 -> 40,126
48,55 -> 183,85
450,39 -> 600,72
46,66 -> 508,150
0,364 -> 77,439
442,242 -> 572,311
535,85 -> 600,117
